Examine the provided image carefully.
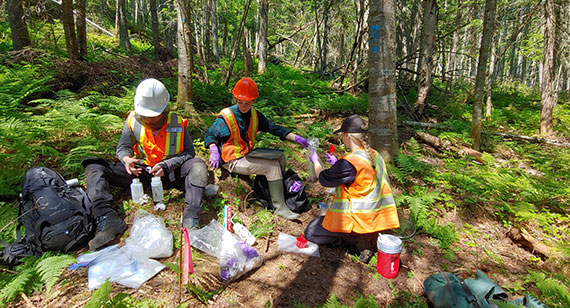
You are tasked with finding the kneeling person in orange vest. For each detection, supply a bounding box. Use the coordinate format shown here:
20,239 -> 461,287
304,115 -> 399,262
205,77 -> 309,220
84,78 -> 208,250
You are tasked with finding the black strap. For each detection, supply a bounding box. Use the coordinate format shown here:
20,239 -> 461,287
460,281 -> 481,308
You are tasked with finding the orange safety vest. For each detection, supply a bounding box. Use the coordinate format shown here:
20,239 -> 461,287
126,111 -> 186,167
219,106 -> 259,162
322,149 -> 399,234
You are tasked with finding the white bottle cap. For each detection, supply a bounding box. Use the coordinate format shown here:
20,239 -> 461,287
132,178 -> 140,183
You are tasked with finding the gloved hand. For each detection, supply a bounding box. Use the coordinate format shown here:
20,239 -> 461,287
289,180 -> 302,193
209,144 -> 221,169
309,150 -> 319,164
294,135 -> 309,148
325,153 -> 338,165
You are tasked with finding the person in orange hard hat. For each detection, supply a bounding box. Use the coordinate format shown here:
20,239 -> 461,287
205,77 -> 309,220
304,115 -> 399,262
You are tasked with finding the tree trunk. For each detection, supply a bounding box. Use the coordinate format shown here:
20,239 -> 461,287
118,0 -> 131,51
210,0 -> 220,62
320,0 -> 329,74
313,2 -> 322,72
7,0 -> 31,50
469,0 -> 497,150
62,0 -> 80,60
204,0 -> 211,63
75,0 -> 87,59
540,0 -> 556,135
257,0 -> 268,74
163,0 -> 176,57
446,0 -> 461,90
150,0 -> 161,60
484,21 -> 498,118
368,0 -> 399,162
177,0 -> 195,113
243,32 -> 254,75
413,0 -> 438,116
225,0 -> 252,86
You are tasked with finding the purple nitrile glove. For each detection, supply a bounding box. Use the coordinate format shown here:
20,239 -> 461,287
309,150 -> 319,164
289,180 -> 302,193
209,144 -> 220,169
325,153 -> 338,165
238,241 -> 259,259
294,135 -> 309,148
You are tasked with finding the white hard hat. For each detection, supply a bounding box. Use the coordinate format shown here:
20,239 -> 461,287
134,78 -> 170,117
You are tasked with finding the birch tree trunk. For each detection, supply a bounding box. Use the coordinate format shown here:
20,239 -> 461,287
76,0 -> 87,59
257,0 -> 268,74
62,0 -> 80,60
210,0 -> 220,62
7,0 -> 31,50
413,0 -> 438,116
469,0 -> 497,150
204,0 -> 211,63
540,0 -> 556,134
177,0 -> 195,113
151,0 -> 161,59
118,0 -> 131,51
368,0 -> 399,162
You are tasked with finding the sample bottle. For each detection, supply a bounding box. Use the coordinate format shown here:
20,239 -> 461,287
151,176 -> 164,203
130,178 -> 144,204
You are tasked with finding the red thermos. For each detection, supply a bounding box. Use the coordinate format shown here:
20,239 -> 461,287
376,234 -> 402,279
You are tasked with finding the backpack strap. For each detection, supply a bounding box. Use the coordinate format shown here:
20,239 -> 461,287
63,187 -> 93,253
460,281 -> 481,308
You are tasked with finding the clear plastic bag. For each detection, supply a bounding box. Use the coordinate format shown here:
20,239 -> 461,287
188,220 -> 263,282
306,138 -> 321,182
124,210 -> 173,259
87,248 -> 165,289
277,232 -> 320,257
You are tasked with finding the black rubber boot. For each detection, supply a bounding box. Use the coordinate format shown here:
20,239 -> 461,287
89,211 -> 127,251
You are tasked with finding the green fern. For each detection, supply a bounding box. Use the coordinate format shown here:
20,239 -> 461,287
527,271 -> 570,307
0,268 -> 34,303
36,255 -> 76,292
321,294 -> 347,308
85,279 -> 112,308
392,154 -> 431,185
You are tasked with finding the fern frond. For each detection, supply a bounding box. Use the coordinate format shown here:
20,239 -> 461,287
0,268 -> 34,304
84,279 -> 112,308
322,294 -> 347,308
36,254 -> 76,292
353,294 -> 379,308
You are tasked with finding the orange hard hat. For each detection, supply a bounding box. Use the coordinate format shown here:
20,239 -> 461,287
232,77 -> 259,101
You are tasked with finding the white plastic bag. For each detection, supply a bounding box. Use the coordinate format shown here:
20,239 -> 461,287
124,210 -> 173,259
188,220 -> 262,282
277,232 -> 320,257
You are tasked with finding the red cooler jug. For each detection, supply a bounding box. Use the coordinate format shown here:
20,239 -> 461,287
376,234 -> 402,279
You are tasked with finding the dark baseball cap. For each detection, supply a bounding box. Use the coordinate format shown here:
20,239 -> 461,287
333,115 -> 368,134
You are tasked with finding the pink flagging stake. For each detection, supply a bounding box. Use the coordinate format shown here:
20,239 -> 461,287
181,227 -> 194,285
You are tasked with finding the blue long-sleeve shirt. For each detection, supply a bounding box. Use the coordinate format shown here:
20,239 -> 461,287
204,105 -> 292,161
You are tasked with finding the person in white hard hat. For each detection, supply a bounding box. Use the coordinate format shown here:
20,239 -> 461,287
83,78 -> 208,250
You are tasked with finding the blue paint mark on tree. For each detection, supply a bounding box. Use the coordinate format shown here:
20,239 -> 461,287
373,46 -> 379,53
369,24 -> 380,43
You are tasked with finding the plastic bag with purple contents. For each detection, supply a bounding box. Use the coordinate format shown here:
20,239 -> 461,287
187,220 -> 263,282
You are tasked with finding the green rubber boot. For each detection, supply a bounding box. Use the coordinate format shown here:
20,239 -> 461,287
268,180 -> 300,220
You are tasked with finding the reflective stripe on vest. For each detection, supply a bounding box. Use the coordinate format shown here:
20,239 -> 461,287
323,149 -> 399,233
219,107 -> 259,162
126,111 -> 185,166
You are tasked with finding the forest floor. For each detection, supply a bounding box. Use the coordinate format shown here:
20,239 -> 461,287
16,120 -> 565,308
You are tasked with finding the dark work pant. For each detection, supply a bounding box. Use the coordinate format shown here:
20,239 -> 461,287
304,216 -> 378,251
85,158 -> 206,219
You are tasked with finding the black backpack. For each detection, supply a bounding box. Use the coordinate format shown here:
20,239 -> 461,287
253,169 -> 310,214
0,167 -> 93,267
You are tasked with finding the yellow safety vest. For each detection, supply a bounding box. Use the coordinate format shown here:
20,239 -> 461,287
323,149 -> 399,233
219,106 -> 259,162
126,111 -> 186,166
